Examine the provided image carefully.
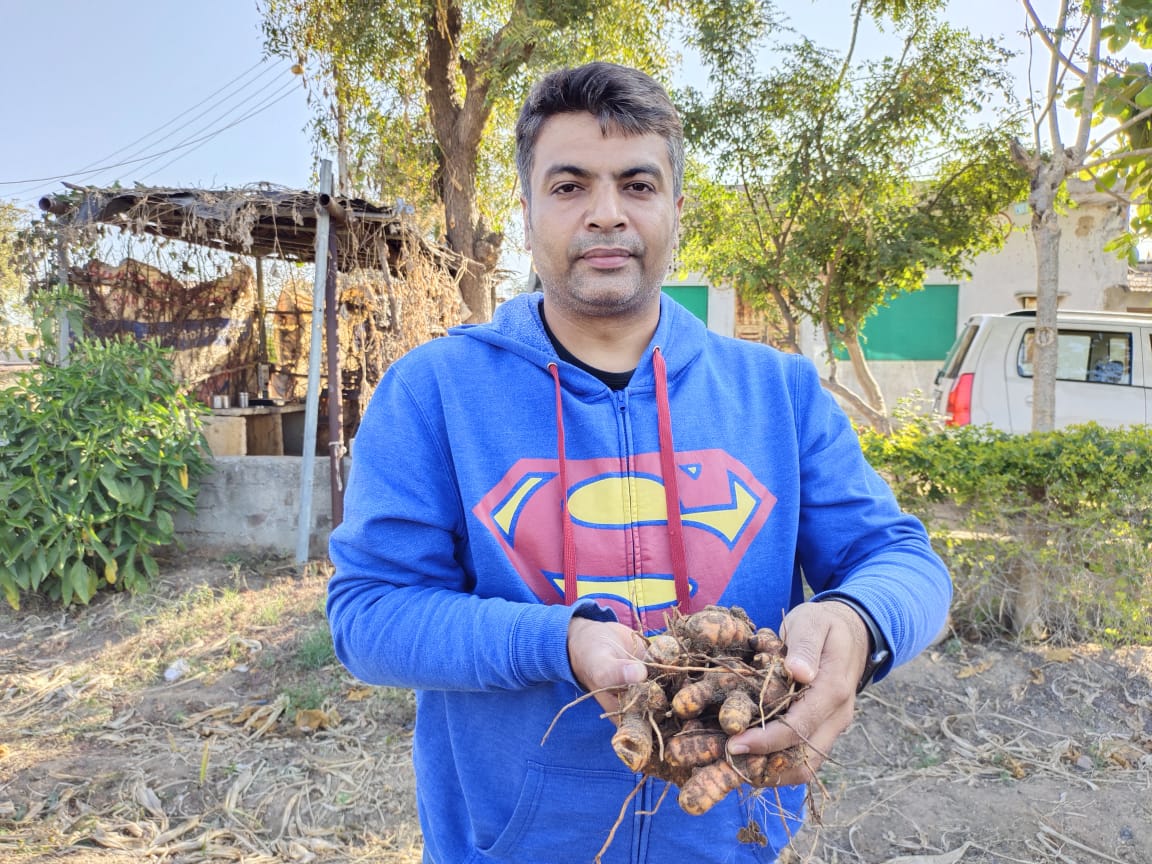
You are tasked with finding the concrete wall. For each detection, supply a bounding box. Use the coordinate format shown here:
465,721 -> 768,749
705,283 -> 737,336
931,180 -> 1130,322
175,455 -> 349,560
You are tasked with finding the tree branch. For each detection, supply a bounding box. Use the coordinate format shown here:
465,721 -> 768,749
1022,0 -> 1088,80
1087,103 -> 1152,154
1081,146 -> 1152,173
1071,11 -> 1103,160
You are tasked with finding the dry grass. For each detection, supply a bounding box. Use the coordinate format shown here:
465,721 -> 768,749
2,553 -> 1150,864
0,552 -> 421,863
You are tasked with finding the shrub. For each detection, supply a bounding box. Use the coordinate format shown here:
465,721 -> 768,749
0,338 -> 211,608
859,419 -> 1152,645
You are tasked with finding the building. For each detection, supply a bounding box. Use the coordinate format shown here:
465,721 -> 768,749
663,179 -> 1147,416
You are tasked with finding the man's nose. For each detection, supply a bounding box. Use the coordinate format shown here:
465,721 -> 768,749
585,186 -> 627,231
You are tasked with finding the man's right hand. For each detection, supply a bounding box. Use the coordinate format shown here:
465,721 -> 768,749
566,617 -> 649,716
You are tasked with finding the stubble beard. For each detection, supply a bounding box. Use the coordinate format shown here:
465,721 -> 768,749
547,236 -> 669,320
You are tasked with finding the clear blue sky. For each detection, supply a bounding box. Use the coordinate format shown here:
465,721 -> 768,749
0,1 -> 1034,229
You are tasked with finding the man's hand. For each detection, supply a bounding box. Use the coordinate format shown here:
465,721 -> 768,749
726,600 -> 870,784
567,617 -> 649,716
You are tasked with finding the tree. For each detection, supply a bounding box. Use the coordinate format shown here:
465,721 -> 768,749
678,1 -> 1028,429
259,0 -> 734,323
1012,0 -> 1152,431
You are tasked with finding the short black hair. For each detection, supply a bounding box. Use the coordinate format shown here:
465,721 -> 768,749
515,62 -> 684,201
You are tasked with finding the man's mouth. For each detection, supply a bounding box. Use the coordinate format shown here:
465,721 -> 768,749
580,248 -> 634,269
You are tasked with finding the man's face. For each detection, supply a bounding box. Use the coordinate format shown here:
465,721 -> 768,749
521,112 -> 684,320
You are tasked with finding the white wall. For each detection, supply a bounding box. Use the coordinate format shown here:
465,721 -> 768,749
930,179 -> 1130,327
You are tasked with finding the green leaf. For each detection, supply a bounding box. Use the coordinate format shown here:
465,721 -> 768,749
156,510 -> 175,539
99,466 -> 131,505
1134,83 -> 1152,109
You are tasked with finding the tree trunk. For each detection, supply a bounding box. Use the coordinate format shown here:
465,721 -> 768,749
818,322 -> 891,432
1028,158 -> 1066,433
842,327 -> 888,422
440,152 -> 490,322
424,0 -> 504,323
335,95 -> 351,197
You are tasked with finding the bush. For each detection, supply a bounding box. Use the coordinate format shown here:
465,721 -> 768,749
859,418 -> 1152,645
0,338 -> 211,608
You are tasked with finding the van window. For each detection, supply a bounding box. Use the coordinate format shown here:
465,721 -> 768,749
1016,329 -> 1132,385
938,322 -> 979,381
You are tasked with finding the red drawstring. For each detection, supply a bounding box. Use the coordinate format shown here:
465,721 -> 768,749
549,363 -> 579,605
549,352 -> 691,613
652,347 -> 691,612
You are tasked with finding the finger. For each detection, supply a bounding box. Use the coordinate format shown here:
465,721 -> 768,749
729,709 -> 845,786
569,619 -> 648,695
728,672 -> 854,756
780,609 -> 828,684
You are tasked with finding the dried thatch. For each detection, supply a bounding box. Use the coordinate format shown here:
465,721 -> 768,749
41,184 -> 464,416
41,183 -> 457,276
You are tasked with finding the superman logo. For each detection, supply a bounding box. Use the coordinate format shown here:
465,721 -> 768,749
473,449 -> 775,632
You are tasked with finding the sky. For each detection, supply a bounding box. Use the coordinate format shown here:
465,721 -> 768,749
0,0 -> 1046,273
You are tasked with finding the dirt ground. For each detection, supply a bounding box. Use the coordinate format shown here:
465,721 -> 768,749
1,551 -> 1150,864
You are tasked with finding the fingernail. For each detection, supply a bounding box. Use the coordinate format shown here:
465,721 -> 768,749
788,659 -> 814,680
727,742 -> 750,755
622,662 -> 647,684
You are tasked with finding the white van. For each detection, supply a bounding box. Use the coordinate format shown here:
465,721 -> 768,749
932,309 -> 1152,432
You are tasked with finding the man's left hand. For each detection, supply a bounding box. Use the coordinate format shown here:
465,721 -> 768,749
725,600 -> 870,785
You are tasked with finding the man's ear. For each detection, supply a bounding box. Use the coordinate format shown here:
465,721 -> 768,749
520,195 -> 532,251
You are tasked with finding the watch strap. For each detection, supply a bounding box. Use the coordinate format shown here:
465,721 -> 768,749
819,596 -> 891,693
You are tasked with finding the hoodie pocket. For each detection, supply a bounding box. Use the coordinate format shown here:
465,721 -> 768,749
472,760 -> 639,863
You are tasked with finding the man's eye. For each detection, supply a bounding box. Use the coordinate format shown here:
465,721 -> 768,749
626,182 -> 655,193
552,183 -> 580,195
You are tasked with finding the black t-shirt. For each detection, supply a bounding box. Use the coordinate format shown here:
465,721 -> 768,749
539,302 -> 634,391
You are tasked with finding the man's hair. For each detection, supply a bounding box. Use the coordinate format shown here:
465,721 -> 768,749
515,62 -> 685,201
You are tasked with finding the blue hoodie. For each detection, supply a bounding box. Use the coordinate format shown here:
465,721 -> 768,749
328,292 -> 952,864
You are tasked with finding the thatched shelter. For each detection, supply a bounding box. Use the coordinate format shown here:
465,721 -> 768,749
39,178 -> 463,557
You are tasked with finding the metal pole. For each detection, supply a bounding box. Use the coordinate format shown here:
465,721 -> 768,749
325,223 -> 345,529
296,161 -> 333,563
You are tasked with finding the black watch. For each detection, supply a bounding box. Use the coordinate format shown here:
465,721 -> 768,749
821,596 -> 891,693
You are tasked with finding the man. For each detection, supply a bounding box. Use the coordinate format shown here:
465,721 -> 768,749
328,61 -> 951,864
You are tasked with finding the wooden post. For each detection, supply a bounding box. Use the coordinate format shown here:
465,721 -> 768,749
325,216 -> 345,529
255,256 -> 268,365
56,231 -> 72,365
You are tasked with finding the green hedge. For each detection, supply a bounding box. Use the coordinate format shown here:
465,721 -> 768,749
859,418 -> 1152,645
0,338 -> 212,608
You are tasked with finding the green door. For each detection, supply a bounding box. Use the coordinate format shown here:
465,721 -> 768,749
833,285 -> 959,360
663,285 -> 708,324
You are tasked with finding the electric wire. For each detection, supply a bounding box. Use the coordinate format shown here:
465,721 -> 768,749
64,57 -> 272,178
104,76 -> 300,186
134,81 -> 302,184
75,63 -> 286,189
1,60 -> 301,201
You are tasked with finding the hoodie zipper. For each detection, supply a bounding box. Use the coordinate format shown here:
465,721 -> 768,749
614,388 -> 644,629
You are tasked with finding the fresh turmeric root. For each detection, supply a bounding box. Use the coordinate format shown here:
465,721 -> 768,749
678,747 -> 805,815
664,728 -> 728,768
718,688 -> 758,735
611,680 -> 669,772
672,604 -> 754,655
603,605 -> 801,816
